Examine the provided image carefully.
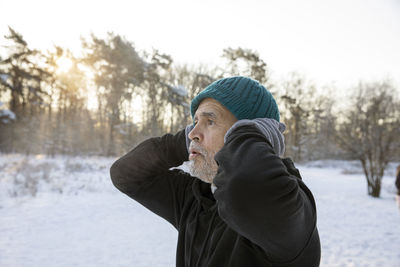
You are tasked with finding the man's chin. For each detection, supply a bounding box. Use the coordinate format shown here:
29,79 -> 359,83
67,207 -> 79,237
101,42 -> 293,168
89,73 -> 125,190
188,159 -> 214,184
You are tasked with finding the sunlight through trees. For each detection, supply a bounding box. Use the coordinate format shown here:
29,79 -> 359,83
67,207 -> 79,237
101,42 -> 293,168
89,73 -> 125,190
1,27 -> 399,197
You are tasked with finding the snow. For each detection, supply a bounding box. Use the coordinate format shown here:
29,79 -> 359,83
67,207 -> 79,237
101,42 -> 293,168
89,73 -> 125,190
0,100 -> 15,120
0,109 -> 16,122
298,163 -> 400,266
0,154 -> 399,267
172,85 -> 188,97
0,74 -> 8,82
0,193 -> 177,267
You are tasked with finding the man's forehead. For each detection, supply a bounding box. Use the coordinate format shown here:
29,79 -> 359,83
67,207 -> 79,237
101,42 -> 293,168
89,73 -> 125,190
196,111 -> 217,119
194,98 -> 225,118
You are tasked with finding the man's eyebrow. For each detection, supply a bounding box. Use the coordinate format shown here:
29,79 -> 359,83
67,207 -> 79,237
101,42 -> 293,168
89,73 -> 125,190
194,112 -> 217,120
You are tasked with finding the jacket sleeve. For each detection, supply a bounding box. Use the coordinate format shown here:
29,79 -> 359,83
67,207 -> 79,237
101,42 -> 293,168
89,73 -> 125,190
213,125 -> 316,263
396,172 -> 400,195
110,129 -> 193,229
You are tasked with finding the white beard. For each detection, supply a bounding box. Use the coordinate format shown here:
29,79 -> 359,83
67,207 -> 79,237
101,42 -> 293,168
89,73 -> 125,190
183,157 -> 218,193
188,154 -> 218,184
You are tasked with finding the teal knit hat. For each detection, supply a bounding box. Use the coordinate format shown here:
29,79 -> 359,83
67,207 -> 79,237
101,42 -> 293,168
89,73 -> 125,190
191,76 -> 280,122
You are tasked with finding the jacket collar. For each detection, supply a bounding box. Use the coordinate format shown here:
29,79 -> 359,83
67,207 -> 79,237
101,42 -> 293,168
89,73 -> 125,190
192,179 -> 216,209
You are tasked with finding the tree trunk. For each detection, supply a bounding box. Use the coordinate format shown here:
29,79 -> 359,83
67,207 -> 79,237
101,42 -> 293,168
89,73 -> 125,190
361,159 -> 382,198
368,181 -> 381,198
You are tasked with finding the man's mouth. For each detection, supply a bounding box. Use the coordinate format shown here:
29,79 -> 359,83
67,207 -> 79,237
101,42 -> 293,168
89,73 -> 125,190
189,149 -> 203,161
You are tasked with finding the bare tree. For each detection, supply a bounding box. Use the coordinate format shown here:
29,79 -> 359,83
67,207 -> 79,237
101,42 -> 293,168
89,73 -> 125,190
276,73 -> 340,161
168,63 -> 217,127
335,81 -> 400,197
139,50 -> 173,137
44,47 -> 89,156
222,47 -> 270,85
0,27 -> 50,153
279,73 -> 315,161
82,33 -> 145,156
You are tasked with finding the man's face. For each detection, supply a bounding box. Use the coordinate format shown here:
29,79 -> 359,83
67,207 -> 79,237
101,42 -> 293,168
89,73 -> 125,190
188,98 -> 237,183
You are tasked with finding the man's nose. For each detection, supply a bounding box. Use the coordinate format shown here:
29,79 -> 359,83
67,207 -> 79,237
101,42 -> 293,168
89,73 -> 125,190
188,124 -> 202,142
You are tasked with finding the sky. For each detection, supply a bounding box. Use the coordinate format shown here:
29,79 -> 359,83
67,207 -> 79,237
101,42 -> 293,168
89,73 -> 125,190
1,0 -> 400,90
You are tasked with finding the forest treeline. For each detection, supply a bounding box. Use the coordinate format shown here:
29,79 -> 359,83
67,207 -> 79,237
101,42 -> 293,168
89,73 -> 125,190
0,27 -> 399,197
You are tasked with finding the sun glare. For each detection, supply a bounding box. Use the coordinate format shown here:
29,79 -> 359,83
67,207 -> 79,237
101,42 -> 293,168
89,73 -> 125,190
87,87 -> 98,110
56,57 -> 73,73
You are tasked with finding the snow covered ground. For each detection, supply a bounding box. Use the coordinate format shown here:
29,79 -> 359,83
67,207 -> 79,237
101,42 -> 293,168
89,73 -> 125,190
0,154 -> 399,267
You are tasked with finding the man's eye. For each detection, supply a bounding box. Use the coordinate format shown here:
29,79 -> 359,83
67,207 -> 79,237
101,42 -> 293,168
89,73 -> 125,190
207,120 -> 214,125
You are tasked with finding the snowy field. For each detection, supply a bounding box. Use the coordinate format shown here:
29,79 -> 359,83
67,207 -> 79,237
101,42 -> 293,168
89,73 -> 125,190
0,154 -> 399,267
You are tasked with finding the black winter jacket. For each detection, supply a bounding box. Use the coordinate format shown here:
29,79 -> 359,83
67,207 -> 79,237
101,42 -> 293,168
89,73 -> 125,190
110,125 -> 321,266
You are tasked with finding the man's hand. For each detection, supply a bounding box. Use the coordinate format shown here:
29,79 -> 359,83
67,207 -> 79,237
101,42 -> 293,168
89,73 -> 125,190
224,118 -> 286,157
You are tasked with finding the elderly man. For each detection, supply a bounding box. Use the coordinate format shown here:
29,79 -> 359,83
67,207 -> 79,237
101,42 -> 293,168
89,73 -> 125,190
110,76 -> 321,266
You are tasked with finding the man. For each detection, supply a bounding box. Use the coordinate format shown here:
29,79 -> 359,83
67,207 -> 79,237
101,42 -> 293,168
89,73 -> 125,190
110,76 -> 321,266
396,165 -> 400,209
